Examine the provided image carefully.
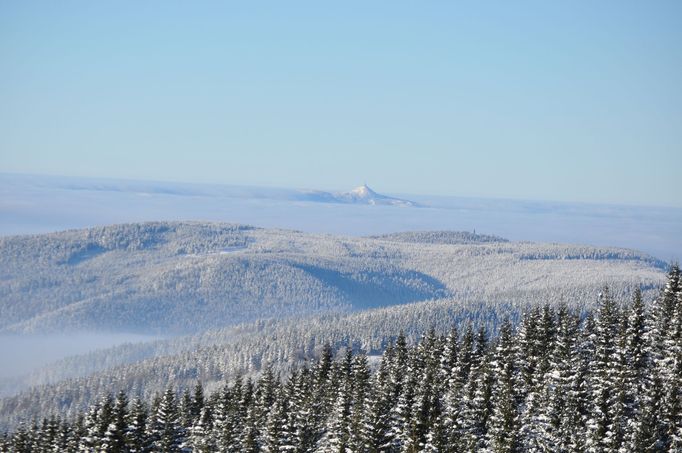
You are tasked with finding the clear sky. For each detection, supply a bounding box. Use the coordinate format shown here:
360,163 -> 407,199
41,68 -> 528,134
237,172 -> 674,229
1,1 -> 680,207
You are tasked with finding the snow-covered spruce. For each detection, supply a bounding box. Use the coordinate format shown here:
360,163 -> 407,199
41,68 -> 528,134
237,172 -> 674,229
1,266 -> 681,452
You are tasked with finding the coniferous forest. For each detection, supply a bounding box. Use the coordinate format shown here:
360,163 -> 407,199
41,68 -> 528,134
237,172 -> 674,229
3,0 -> 680,451
2,266 -> 681,452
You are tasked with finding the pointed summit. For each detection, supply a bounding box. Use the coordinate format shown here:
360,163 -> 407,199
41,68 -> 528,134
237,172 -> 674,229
296,184 -> 420,207
337,184 -> 418,206
349,184 -> 377,199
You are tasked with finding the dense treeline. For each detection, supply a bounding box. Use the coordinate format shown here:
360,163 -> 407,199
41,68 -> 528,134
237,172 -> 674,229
0,289 -> 644,431
2,266 -> 681,452
371,231 -> 509,245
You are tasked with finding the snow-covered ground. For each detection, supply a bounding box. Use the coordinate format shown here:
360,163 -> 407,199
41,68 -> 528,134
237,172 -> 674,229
1,173 -> 680,261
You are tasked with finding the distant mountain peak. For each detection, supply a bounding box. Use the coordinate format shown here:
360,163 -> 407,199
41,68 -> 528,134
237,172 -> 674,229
337,184 -> 417,206
346,184 -> 377,199
351,183 -> 376,195
296,184 -> 420,207
349,184 -> 377,198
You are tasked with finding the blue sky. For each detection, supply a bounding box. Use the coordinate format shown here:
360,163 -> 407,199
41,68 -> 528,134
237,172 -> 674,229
1,1 -> 680,206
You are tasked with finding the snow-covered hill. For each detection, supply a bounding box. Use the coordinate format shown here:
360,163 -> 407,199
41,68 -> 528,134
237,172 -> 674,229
0,221 -> 665,335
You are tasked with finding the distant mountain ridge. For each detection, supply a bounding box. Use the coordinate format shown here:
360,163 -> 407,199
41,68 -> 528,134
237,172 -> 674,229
297,184 -> 419,206
2,174 -> 679,262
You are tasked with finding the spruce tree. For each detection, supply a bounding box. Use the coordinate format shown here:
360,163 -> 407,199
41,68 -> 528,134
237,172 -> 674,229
190,381 -> 205,425
363,348 -> 394,453
11,424 -> 31,453
74,394 -> 111,452
459,329 -> 493,452
623,286 -> 648,435
277,371 -> 299,452
262,389 -> 286,453
316,374 -> 352,453
487,318 -> 519,453
406,330 -> 441,452
178,388 -> 193,429
348,352 -> 371,452
291,366 -> 317,452
586,288 -> 621,452
240,404 -> 261,453
150,387 -> 184,453
101,390 -> 129,452
126,397 -> 149,453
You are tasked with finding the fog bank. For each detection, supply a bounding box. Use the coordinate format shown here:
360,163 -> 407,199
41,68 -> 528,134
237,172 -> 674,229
0,333 -> 163,379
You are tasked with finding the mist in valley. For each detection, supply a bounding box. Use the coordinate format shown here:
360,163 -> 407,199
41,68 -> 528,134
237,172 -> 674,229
0,332 -> 164,380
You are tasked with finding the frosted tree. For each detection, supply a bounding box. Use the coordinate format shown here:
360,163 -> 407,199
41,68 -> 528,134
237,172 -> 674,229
362,350 -> 394,453
487,318 -> 519,453
189,406 -> 214,453
149,387 -> 184,453
316,378 -> 352,452
388,351 -> 417,451
178,388 -> 193,430
348,352 -> 371,452
214,378 -> 244,451
78,395 -> 112,452
240,404 -> 261,453
275,372 -> 299,452
291,366 -> 317,452
459,328 -> 493,452
547,305 -> 581,452
125,397 -> 148,453
660,269 -> 682,451
585,288 -> 622,452
323,350 -> 354,451
101,390 -> 128,452
261,389 -> 287,453
405,330 -> 441,452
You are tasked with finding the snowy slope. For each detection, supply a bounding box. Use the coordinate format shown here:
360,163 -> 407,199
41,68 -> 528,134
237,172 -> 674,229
0,221 -> 665,335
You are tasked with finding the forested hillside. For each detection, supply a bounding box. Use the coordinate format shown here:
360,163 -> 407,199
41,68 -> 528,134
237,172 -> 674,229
0,222 -> 665,334
0,222 -> 669,433
0,296 -> 563,429
2,267 -> 680,453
